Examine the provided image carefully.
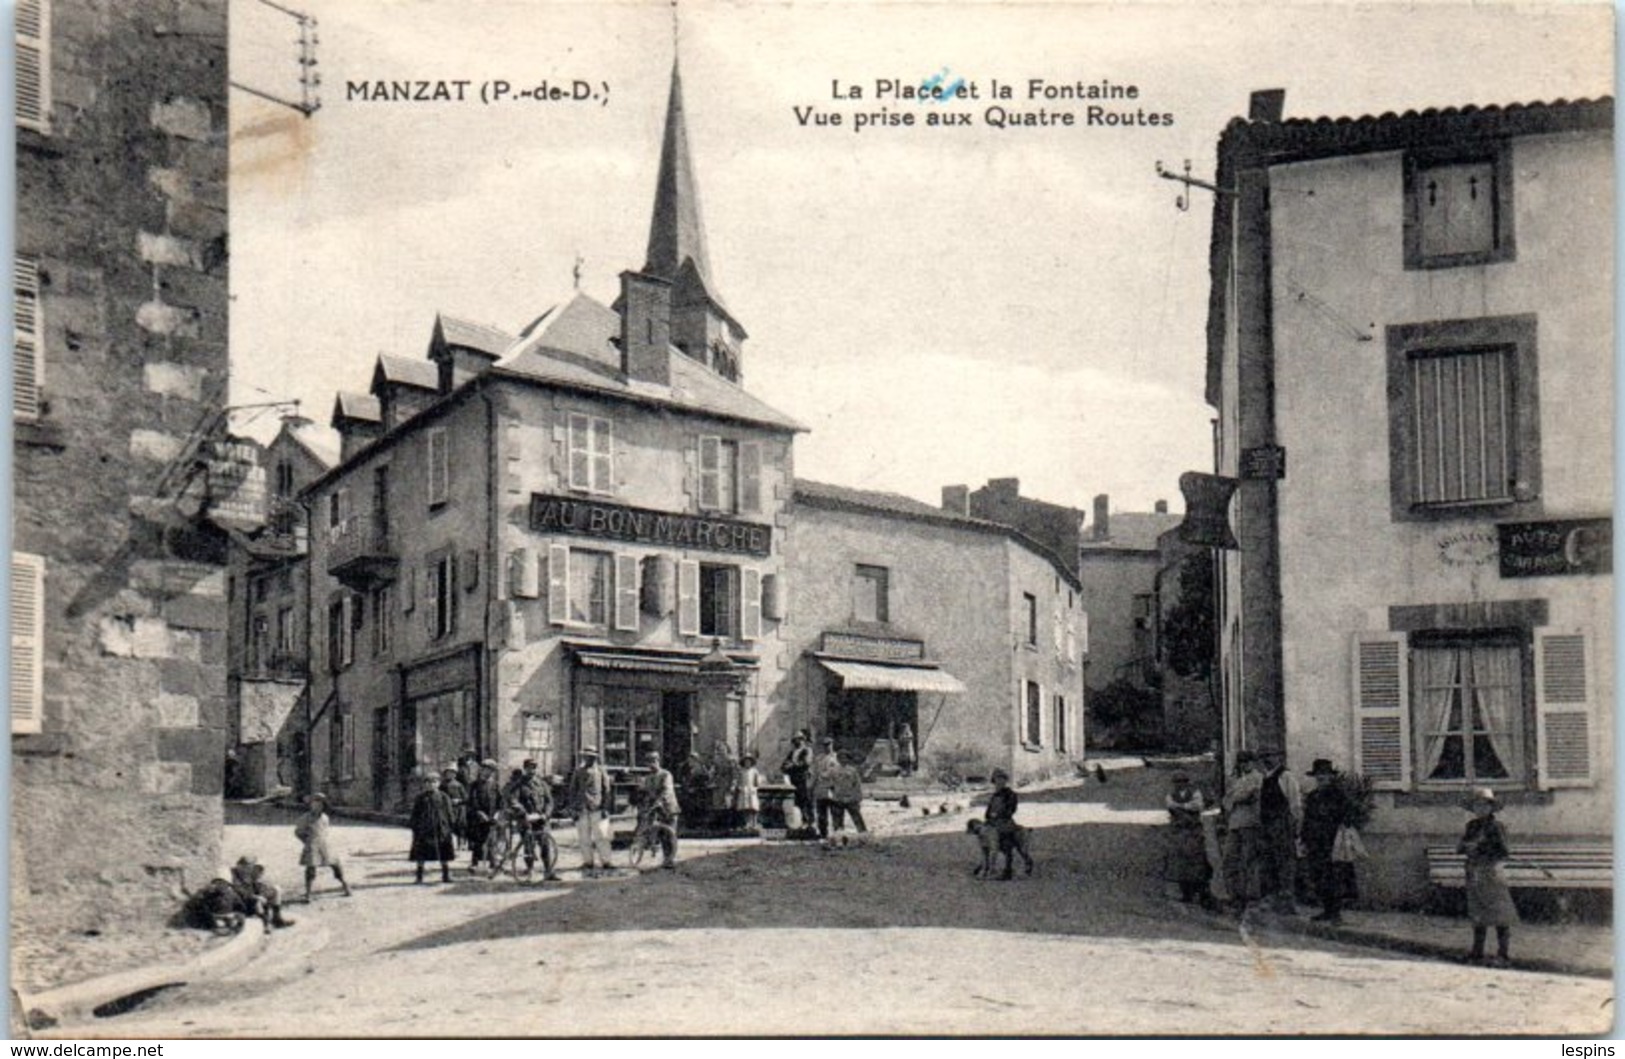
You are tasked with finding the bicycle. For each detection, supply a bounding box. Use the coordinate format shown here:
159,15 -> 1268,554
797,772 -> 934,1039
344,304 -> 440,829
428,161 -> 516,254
627,805 -> 676,869
487,808 -> 559,881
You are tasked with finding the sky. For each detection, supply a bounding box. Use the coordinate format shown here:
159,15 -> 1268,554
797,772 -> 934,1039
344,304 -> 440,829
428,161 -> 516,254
228,0 -> 1614,516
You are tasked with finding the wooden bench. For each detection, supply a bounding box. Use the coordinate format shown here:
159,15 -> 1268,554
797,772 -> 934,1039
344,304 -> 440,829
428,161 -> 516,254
1425,843 -> 1613,890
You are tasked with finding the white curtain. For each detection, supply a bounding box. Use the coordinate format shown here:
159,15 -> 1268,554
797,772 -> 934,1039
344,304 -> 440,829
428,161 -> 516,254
1416,647 -> 1460,780
1469,644 -> 1521,778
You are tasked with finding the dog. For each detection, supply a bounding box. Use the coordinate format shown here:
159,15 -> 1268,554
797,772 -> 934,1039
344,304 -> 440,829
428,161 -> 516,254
966,818 -> 1034,879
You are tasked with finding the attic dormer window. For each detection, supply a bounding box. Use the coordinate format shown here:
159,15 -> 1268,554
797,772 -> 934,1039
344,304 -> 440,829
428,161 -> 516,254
1404,145 -> 1514,269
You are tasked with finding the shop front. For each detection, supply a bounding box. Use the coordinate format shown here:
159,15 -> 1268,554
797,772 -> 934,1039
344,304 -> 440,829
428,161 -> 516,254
398,645 -> 483,809
813,632 -> 965,771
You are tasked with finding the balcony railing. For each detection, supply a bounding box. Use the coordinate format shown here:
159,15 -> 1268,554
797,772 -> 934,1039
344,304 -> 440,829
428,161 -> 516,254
326,515 -> 398,587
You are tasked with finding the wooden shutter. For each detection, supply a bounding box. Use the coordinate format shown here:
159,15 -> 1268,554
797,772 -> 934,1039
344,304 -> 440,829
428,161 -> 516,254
677,559 -> 700,636
698,436 -> 720,510
739,441 -> 762,513
613,554 -> 639,632
460,549 -> 480,592
761,573 -> 783,622
424,561 -> 440,636
339,595 -> 355,667
14,257 -> 40,419
427,428 -> 448,506
567,413 -> 590,491
510,548 -> 538,599
641,555 -> 673,616
1535,631 -> 1593,789
11,553 -> 43,734
16,0 -> 48,132
546,544 -> 570,625
1352,633 -> 1411,790
401,565 -> 416,613
741,568 -> 762,641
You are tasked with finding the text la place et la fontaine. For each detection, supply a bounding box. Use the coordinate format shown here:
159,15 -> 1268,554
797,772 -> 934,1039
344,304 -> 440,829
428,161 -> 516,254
798,78 -> 1173,132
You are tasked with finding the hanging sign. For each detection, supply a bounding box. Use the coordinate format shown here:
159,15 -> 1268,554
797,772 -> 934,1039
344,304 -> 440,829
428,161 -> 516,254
1498,518 -> 1612,578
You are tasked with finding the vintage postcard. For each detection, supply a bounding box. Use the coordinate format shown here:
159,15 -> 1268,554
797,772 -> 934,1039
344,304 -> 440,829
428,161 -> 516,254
11,0 -> 1615,1038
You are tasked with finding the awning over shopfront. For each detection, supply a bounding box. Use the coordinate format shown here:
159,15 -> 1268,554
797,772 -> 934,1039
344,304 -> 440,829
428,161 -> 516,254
569,643 -> 760,676
817,659 -> 966,694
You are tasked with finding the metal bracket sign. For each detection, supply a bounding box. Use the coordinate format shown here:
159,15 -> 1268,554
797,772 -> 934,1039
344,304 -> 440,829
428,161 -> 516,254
1240,444 -> 1286,480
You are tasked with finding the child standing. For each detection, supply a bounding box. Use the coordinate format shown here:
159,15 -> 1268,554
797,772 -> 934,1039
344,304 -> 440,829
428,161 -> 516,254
296,793 -> 352,901
984,768 -> 1031,880
1457,788 -> 1518,966
409,774 -> 456,884
1164,771 -> 1213,907
731,753 -> 762,832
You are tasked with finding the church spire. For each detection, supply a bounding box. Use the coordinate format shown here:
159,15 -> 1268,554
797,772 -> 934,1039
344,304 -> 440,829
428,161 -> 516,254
644,61 -> 715,293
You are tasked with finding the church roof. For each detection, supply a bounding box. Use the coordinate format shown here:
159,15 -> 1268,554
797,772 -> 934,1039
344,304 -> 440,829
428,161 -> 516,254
495,291 -> 802,433
644,63 -> 722,306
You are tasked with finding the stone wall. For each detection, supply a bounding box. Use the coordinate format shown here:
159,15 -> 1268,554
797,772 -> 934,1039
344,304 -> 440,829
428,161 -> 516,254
13,0 -> 229,943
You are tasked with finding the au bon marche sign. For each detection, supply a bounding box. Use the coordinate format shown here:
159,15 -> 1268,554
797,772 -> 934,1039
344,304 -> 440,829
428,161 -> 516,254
529,493 -> 772,558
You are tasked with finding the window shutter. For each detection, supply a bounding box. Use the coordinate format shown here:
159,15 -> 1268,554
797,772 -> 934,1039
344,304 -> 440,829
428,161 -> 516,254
340,595 -> 355,667
741,568 -> 762,641
16,0 -> 49,132
1052,606 -> 1064,653
677,559 -> 700,636
14,257 -> 40,419
461,549 -> 480,592
427,429 -> 448,506
1352,633 -> 1411,790
1535,631 -> 1593,789
11,553 -> 44,734
546,544 -> 570,625
739,441 -> 762,513
424,562 -> 439,635
698,436 -> 720,510
641,555 -> 673,616
613,554 -> 639,632
761,573 -> 783,622
590,417 -> 613,493
568,414 -> 591,491
402,565 -> 416,613
510,548 -> 538,599
577,683 -> 603,755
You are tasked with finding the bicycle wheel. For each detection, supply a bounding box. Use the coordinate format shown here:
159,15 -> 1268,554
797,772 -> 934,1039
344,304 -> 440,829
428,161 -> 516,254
485,820 -> 511,879
627,824 -> 649,868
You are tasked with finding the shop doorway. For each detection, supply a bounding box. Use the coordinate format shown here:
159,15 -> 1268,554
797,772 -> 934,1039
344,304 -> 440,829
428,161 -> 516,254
661,691 -> 693,770
829,688 -> 918,767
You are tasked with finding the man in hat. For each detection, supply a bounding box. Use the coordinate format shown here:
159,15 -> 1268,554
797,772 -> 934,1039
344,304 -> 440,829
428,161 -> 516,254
568,746 -> 615,876
1221,749 -> 1265,910
464,759 -> 503,874
1301,758 -> 1354,924
1256,747 -> 1303,912
811,736 -> 843,839
780,730 -> 814,830
640,751 -> 681,869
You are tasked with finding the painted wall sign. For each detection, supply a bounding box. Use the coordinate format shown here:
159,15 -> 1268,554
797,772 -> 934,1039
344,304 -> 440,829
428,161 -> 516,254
821,632 -> 926,661
1498,518 -> 1612,578
1437,530 -> 1499,567
529,493 -> 772,558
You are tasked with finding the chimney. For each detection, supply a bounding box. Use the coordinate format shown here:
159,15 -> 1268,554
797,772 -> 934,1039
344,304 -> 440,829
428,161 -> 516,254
1249,89 -> 1286,123
619,270 -> 673,388
941,485 -> 969,516
1154,499 -> 1168,514
1092,494 -> 1110,541
988,477 -> 1020,500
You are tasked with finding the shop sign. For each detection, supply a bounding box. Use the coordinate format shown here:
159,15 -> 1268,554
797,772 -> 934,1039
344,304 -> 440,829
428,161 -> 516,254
821,632 -> 925,661
529,493 -> 771,557
1498,518 -> 1612,579
1240,445 -> 1286,480
405,647 -> 479,699
1177,471 -> 1239,550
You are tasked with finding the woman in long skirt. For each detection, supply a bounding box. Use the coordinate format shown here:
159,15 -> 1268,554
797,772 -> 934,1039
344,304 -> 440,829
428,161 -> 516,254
1458,788 -> 1518,966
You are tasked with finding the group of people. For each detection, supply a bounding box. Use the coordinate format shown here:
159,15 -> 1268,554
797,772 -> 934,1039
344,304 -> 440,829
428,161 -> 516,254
1164,749 -> 1519,963
779,731 -> 869,838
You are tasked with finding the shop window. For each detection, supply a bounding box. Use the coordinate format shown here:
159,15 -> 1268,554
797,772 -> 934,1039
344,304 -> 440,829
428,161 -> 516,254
568,412 -> 614,495
14,256 -> 41,420
568,549 -> 612,627
1386,315 -> 1539,521
853,564 -> 889,623
602,689 -> 661,770
1024,681 -> 1042,746
698,436 -> 763,515
10,553 -> 43,734
1404,146 -> 1514,269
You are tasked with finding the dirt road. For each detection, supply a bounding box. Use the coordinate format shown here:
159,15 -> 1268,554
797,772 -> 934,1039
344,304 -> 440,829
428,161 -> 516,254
75,773 -> 1612,1037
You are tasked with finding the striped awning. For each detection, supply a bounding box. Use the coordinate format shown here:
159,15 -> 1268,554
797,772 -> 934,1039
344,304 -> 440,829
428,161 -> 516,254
575,652 -> 698,676
818,659 -> 966,694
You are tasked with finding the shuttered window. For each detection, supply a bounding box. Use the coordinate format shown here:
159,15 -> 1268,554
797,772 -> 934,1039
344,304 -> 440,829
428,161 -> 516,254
14,257 -> 40,419
11,553 -> 44,734
1410,348 -> 1513,505
1535,632 -> 1594,789
1352,633 -> 1410,790
16,0 -> 49,133
740,568 -> 762,641
613,554 -> 639,632
739,441 -> 762,514
700,436 -> 757,514
676,559 -> 700,637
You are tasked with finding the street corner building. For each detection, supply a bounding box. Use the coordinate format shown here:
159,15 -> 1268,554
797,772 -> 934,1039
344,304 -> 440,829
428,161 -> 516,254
13,0 -> 232,940
1205,91 -> 1613,904
295,63 -> 1092,815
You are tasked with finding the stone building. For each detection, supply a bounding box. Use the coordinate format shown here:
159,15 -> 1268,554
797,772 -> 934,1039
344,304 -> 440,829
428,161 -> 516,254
301,66 -> 802,812
1076,494 -> 1179,744
1205,91 -> 1612,903
941,477 -> 1086,577
225,419 -> 335,797
788,482 -> 1086,784
13,0 -> 230,942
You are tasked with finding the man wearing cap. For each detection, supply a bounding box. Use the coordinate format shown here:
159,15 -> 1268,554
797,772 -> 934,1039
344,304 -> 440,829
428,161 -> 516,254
509,757 -> 559,879
1221,749 -> 1265,910
464,759 -> 503,874
780,731 -> 814,831
568,746 -> 615,876
641,752 -> 681,869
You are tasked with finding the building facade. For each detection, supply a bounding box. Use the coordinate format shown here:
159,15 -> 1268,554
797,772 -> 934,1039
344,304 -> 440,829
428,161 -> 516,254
302,67 -> 802,812
1206,92 -> 1613,903
13,0 -> 230,944
787,482 -> 1086,784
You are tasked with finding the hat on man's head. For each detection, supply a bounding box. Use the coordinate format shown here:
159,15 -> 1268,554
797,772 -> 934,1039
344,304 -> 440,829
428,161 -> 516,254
523,758 -> 538,769
1234,749 -> 1258,765
580,745 -> 599,757
480,758 -> 499,770
309,792 -> 329,806
1171,771 -> 1192,784
1306,759 -> 1338,778
1468,787 -> 1498,809
821,736 -> 836,748
441,766 -> 457,776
